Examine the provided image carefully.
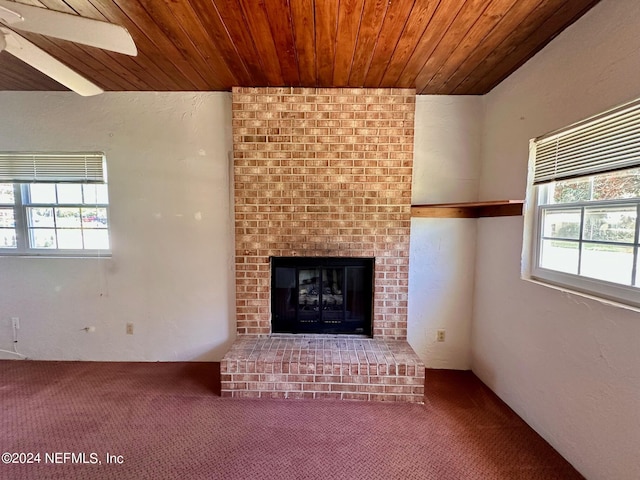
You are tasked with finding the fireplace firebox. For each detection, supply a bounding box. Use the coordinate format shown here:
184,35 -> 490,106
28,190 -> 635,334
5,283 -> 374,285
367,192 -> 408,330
271,257 -> 373,335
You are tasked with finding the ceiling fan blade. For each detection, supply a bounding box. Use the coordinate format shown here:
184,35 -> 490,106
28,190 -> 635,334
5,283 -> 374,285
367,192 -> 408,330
0,4 -> 22,24
0,0 -> 136,56
1,28 -> 103,96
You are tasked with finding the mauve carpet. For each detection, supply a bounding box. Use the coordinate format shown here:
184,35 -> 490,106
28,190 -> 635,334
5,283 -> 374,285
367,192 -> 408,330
0,361 -> 583,480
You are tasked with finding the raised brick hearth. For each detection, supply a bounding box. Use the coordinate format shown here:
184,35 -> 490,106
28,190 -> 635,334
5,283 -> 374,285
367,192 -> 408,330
221,336 -> 424,402
223,87 -> 424,402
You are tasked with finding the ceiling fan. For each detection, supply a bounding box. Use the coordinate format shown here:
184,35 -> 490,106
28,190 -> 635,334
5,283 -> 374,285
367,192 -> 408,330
0,0 -> 137,96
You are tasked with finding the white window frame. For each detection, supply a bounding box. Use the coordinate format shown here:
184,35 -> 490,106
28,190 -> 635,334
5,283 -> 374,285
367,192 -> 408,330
529,183 -> 640,308
0,153 -> 111,257
525,99 -> 640,309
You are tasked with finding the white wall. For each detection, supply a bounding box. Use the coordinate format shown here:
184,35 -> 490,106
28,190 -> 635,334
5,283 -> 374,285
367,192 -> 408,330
0,92 -> 235,361
0,91 -> 482,367
474,0 -> 640,478
408,96 -> 482,369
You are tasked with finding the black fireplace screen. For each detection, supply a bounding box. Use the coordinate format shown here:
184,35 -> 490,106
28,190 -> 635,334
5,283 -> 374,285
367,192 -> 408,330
271,257 -> 373,335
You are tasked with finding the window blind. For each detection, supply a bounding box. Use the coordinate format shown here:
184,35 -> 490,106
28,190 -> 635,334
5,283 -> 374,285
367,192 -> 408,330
533,100 -> 640,185
0,152 -> 106,183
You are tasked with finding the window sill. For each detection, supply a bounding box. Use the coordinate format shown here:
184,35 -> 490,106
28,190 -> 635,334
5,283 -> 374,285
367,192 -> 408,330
522,274 -> 640,314
0,251 -> 112,259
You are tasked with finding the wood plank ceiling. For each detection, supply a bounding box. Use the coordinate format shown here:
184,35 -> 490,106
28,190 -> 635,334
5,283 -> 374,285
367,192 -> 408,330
0,0 -> 601,94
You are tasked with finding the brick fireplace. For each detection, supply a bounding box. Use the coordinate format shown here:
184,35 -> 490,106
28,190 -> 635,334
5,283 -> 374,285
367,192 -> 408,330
221,87 -> 424,402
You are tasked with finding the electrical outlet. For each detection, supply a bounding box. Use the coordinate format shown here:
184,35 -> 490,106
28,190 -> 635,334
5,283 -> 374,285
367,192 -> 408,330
436,329 -> 446,342
11,317 -> 19,330
126,323 -> 134,335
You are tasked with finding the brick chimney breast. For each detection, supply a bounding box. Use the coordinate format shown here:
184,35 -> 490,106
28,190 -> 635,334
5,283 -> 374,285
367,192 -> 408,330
232,87 -> 415,341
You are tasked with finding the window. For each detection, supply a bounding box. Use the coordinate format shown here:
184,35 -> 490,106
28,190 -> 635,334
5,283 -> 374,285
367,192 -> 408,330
0,153 -> 110,256
528,100 -> 640,307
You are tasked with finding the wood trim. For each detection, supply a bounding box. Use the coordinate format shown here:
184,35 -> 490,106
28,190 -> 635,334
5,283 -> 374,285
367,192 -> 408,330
411,200 -> 524,218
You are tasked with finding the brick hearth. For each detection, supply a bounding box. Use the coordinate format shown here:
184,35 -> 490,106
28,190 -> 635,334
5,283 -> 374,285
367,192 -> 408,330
221,336 -> 424,402
224,87 -> 424,402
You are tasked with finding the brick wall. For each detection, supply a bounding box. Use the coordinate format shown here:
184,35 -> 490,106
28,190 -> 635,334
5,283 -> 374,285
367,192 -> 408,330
233,87 -> 415,340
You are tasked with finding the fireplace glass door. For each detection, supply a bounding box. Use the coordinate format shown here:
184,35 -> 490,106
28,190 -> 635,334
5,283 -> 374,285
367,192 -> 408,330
271,257 -> 373,335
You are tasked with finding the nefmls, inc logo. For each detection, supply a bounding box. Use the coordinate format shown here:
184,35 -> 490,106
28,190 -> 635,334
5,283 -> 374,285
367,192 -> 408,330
45,452 -> 100,464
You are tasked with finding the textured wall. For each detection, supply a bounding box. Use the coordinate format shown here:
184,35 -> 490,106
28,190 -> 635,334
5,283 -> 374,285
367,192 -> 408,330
474,0 -> 640,478
0,89 -> 479,368
0,92 -> 235,361
232,87 -> 415,339
409,95 -> 482,370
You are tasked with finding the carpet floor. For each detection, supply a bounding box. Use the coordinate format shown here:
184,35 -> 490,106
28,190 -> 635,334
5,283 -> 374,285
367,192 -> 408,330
0,361 -> 583,480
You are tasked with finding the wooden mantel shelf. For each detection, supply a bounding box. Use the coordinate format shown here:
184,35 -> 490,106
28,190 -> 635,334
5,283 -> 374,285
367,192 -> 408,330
411,200 -> 524,218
